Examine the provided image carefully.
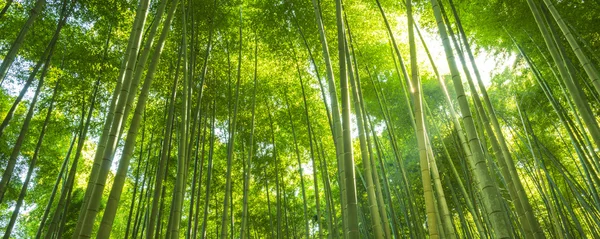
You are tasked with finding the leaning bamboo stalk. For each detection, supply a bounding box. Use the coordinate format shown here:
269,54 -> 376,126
427,104 -> 487,238
74,0 -> 152,235
192,113 -> 209,239
200,95 -> 217,239
542,0 -> 600,95
186,8 -> 217,233
0,0 -> 14,19
131,131 -> 152,239
95,0 -> 178,236
284,89 -> 311,238
148,53 -> 180,239
513,38 -> 600,210
442,7 -> 530,237
0,73 -> 46,203
429,0 -> 511,237
445,2 -> 543,236
35,132 -> 76,239
343,17 -> 394,237
2,80 -> 58,239
76,16 -> 138,239
46,77 -> 100,239
299,70 -> 324,239
526,0 -> 600,150
365,65 -> 420,237
0,0 -> 70,139
416,22 -> 487,237
0,0 -> 46,81
125,140 -> 146,239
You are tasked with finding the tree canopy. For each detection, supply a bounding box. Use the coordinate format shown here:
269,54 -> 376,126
1,0 -> 600,238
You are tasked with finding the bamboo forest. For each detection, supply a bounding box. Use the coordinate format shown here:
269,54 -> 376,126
2,0 -> 600,238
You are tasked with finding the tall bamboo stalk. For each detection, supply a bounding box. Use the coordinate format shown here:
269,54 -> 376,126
0,0 -> 46,81
333,0 -> 359,236
220,8 -> 243,239
309,0 -> 348,234
95,0 -> 178,237
0,75 -> 45,203
46,76 -> 100,239
429,0 -> 511,237
284,88 -> 311,238
75,0 -> 151,236
35,132 -> 75,239
407,1 -> 441,237
0,0 -> 70,139
541,0 -> 600,95
343,31 -> 385,238
200,96 -> 217,239
168,2 -> 189,237
526,0 -> 600,151
240,37 -> 258,239
2,80 -> 58,239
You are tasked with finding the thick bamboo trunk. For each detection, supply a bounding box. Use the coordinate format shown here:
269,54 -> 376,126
76,15 -> 140,238
407,1 -> 440,237
343,37 -> 385,238
429,0 -> 511,237
442,7 -> 530,237
334,0 -> 359,236
344,20 -> 393,238
542,0 -> 600,95
445,2 -> 544,237
416,22 -> 487,237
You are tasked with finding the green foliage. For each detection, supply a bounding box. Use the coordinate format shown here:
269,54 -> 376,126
1,0 -> 600,237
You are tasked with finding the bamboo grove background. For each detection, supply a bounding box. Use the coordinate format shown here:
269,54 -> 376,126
0,0 -> 600,238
